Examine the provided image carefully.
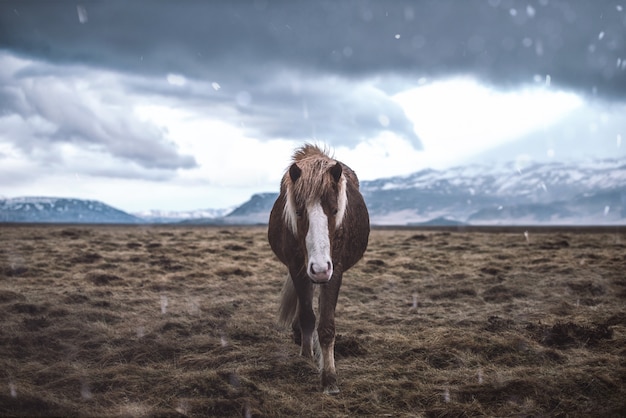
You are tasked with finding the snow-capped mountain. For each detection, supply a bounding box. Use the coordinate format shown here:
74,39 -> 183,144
361,159 -> 626,225
2,159 -> 625,225
362,159 -> 626,201
224,158 -> 626,225
133,208 -> 234,223
0,197 -> 233,224
0,197 -> 143,224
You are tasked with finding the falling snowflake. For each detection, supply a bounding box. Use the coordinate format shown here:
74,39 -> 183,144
176,400 -> 190,415
236,91 -> 252,107
167,73 -> 186,87
76,5 -> 88,24
160,295 -> 168,314
81,381 -> 93,400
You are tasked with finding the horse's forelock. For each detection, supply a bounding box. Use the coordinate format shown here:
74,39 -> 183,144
282,153 -> 347,234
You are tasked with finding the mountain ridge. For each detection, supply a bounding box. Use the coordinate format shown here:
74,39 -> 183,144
2,158 -> 625,225
0,197 -> 143,224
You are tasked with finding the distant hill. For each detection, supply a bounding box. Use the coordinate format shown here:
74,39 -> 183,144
3,158 -> 625,225
408,217 -> 467,227
0,197 -> 143,224
222,193 -> 278,224
175,193 -> 278,225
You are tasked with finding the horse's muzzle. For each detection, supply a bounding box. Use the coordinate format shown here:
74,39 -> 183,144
308,261 -> 333,283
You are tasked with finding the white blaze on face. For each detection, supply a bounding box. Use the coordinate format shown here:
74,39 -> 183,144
306,201 -> 333,282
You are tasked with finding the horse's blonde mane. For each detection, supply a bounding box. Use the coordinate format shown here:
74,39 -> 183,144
292,143 -> 333,163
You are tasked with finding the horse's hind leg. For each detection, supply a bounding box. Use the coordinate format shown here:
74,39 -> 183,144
318,273 -> 343,394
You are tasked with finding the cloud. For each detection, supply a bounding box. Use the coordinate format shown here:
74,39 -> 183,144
0,53 -> 197,174
1,1 -> 624,99
225,73 -> 421,148
124,68 -> 421,149
1,0 -> 623,160
394,77 -> 584,159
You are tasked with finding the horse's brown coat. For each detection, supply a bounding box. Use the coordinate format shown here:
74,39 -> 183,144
268,144 -> 369,393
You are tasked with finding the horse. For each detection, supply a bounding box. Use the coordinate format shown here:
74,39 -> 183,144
268,144 -> 370,394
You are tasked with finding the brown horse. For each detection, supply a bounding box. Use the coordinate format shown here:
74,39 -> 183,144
268,144 -> 369,394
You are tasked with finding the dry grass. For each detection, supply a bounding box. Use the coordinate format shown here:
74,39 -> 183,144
1,224 -> 625,417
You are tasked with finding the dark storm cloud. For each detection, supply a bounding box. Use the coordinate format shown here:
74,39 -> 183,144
1,0 -> 624,97
0,0 -> 624,155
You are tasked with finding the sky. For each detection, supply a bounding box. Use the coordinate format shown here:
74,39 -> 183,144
1,0 -> 625,213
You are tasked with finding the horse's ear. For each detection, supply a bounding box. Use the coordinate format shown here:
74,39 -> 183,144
289,163 -> 302,183
330,162 -> 342,183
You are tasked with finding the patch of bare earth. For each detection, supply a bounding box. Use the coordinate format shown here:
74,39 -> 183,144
0,224 -> 624,416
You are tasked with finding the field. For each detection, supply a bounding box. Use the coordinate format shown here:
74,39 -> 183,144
0,224 -> 625,417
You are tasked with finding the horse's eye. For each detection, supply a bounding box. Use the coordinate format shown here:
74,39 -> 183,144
295,209 -> 303,217
332,208 -> 338,215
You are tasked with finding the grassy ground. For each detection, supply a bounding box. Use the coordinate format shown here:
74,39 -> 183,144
0,224 -> 625,417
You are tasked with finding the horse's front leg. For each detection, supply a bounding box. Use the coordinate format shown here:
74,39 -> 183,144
318,272 -> 343,394
293,274 -> 315,358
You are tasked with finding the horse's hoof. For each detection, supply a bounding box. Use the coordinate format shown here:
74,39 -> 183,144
323,384 -> 340,395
